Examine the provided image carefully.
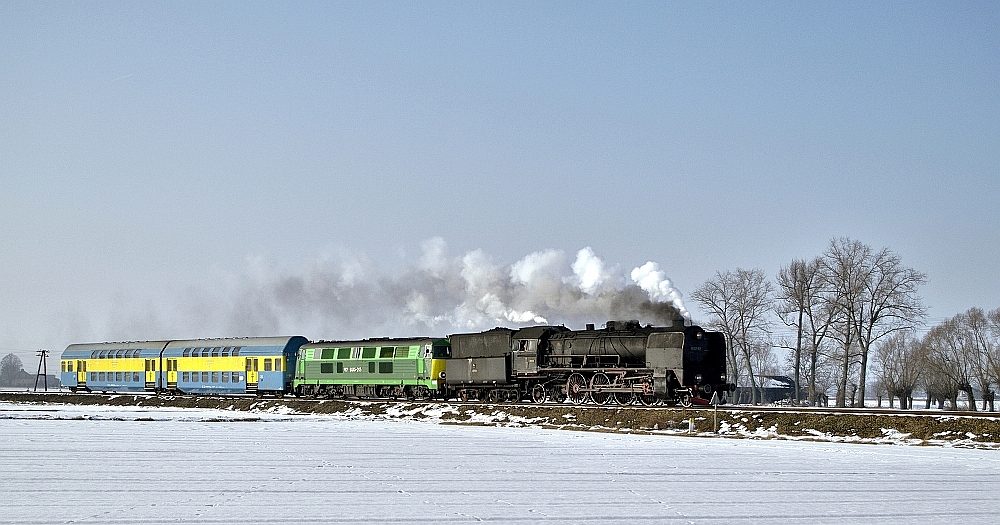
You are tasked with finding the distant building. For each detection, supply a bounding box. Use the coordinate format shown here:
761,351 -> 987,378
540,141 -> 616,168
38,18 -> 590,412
735,375 -> 808,405
0,369 -> 61,390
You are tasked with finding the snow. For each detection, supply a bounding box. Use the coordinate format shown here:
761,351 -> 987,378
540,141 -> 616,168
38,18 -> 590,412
2,402 -> 1000,524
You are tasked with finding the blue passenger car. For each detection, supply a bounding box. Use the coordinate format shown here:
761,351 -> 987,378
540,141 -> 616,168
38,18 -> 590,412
60,341 -> 170,393
163,336 -> 308,395
60,336 -> 308,395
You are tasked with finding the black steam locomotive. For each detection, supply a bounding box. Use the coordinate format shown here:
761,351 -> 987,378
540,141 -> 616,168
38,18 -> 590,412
445,319 -> 734,406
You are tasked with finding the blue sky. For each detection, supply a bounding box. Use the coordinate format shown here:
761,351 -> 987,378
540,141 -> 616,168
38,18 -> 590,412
1,2 -> 997,363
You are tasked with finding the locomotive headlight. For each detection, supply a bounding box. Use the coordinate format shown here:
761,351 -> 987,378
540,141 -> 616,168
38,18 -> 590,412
720,373 -> 727,381
439,371 -> 446,379
694,374 -> 702,383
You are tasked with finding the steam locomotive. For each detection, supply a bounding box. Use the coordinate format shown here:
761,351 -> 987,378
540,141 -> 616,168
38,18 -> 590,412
61,320 -> 734,406
443,319 -> 734,405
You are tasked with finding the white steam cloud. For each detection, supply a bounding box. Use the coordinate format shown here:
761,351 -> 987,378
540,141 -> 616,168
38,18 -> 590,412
80,238 -> 690,342
630,261 -> 690,320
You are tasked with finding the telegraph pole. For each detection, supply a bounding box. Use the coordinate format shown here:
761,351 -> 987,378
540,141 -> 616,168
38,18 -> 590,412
34,349 -> 49,392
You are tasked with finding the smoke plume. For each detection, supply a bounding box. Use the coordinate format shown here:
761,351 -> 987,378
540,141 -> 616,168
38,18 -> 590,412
203,238 -> 690,339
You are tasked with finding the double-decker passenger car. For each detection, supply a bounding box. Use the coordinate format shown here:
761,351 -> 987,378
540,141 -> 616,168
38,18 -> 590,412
294,337 -> 450,399
60,341 -> 169,393
60,336 -> 308,395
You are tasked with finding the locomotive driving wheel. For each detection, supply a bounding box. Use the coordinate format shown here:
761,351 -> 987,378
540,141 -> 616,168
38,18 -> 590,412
531,384 -> 546,404
566,373 -> 588,404
614,391 -> 636,405
590,373 -> 612,405
639,394 -> 657,405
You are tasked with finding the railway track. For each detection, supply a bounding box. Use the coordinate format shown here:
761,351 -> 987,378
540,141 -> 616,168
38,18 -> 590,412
3,389 -> 996,418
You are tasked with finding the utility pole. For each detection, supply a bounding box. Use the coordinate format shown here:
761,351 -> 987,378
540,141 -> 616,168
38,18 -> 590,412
34,349 -> 49,392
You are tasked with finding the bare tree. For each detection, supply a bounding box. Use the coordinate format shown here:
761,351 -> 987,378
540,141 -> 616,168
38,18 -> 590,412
819,238 -> 868,407
922,317 -> 977,410
986,308 -> 1000,409
874,332 -> 922,409
853,246 -> 927,404
692,268 -> 774,404
818,238 -> 926,407
962,308 -> 996,411
775,259 -> 809,404
1,353 -> 25,387
775,257 -> 836,405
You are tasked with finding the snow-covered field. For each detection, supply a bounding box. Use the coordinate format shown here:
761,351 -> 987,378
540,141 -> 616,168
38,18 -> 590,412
2,402 -> 998,524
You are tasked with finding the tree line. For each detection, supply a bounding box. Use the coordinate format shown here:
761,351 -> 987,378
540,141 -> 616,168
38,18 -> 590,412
692,237 -> 1000,411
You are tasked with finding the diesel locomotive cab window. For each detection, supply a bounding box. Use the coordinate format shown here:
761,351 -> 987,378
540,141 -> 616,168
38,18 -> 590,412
432,346 -> 451,358
379,347 -> 394,358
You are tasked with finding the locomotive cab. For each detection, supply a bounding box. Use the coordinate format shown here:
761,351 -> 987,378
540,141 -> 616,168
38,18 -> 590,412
510,326 -> 567,376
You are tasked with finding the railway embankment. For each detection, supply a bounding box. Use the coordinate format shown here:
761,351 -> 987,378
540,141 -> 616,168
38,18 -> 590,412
3,392 -> 999,448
